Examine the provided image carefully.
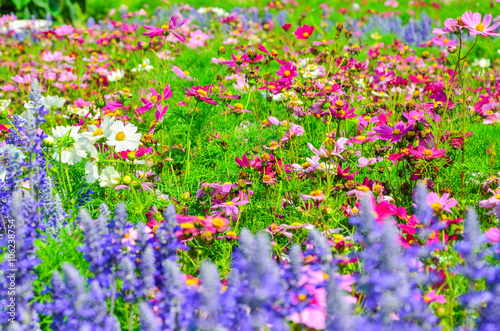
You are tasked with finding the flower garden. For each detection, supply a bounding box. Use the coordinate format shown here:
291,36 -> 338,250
2,0 -> 500,330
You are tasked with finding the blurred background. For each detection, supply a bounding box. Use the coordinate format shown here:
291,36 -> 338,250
0,0 -> 498,24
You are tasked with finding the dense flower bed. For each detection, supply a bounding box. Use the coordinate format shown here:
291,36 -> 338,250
1,1 -> 500,330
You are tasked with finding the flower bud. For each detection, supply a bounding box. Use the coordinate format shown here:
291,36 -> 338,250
127,151 -> 136,160
181,191 -> 191,202
448,45 -> 457,54
43,136 -> 55,147
95,96 -> 106,109
122,175 -> 132,185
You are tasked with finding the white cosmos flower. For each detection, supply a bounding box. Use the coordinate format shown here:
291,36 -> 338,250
42,95 -> 66,109
0,100 -> 11,112
131,59 -> 153,73
85,157 -> 99,184
99,166 -> 121,188
472,58 -> 491,69
107,69 -> 125,82
64,105 -> 90,119
80,116 -> 116,155
52,125 -> 87,165
107,121 -> 142,152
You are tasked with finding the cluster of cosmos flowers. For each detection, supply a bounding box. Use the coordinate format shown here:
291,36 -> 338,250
1,1 -> 500,330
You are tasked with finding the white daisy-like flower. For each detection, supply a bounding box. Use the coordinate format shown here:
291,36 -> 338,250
106,121 -> 142,152
0,100 -> 11,112
131,59 -> 153,73
99,165 -> 121,188
85,157 -> 99,184
80,116 -> 116,148
65,105 -> 90,119
52,125 -> 87,165
42,95 -> 66,110
107,69 -> 125,82
472,58 -> 491,69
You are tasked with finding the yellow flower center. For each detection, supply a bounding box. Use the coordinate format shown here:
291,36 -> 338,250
161,24 -> 169,30
284,70 -> 291,77
213,218 -> 225,228
303,32 -> 309,38
431,202 -> 442,212
268,84 -> 276,89
302,162 -> 311,169
496,194 -> 500,199
226,231 -> 237,237
298,294 -> 307,301
310,190 -> 323,196
393,129 -> 401,135
357,186 -> 370,192
263,175 -> 272,181
181,223 -> 194,229
115,131 -> 126,141
226,201 -> 234,206
476,23 -> 485,32
269,142 -> 279,149
423,149 -> 433,158
234,103 -> 244,111
186,278 -> 198,286
197,89 -> 208,98
335,100 -> 344,107
92,128 -> 103,137
356,135 -> 366,141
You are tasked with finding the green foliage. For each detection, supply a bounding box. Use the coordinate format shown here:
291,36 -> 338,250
5,0 -> 85,22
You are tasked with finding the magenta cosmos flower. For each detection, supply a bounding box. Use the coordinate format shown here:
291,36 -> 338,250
294,24 -> 314,40
461,11 -> 500,37
373,122 -> 409,143
276,62 -> 298,83
143,16 -> 188,42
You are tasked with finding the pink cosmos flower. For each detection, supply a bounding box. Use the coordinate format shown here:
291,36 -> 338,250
479,188 -> 500,214
373,122 -> 409,143
212,197 -> 249,219
432,18 -> 460,35
426,192 -> 457,214
410,146 -> 446,160
187,30 -> 210,48
11,74 -> 34,84
461,11 -> 500,37
423,290 -> 446,304
276,62 -> 298,83
172,65 -> 194,81
55,25 -> 74,37
291,155 -> 323,173
300,190 -> 325,208
294,24 -> 314,40
358,157 -> 381,168
289,266 -> 355,330
143,16 -> 188,42
485,228 -> 500,243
